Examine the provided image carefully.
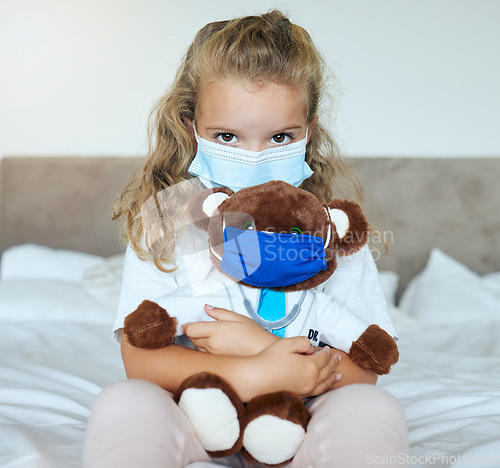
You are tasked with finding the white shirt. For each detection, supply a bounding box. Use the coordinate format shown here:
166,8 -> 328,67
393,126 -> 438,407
113,225 -> 396,353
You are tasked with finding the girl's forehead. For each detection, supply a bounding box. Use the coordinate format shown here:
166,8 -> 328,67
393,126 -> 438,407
196,78 -> 307,126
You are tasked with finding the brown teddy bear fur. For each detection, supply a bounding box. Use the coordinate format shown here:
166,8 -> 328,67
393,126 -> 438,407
172,371 -> 311,466
123,300 -> 177,349
187,180 -> 371,292
328,198 -> 369,257
123,181 -> 398,374
349,324 -> 400,375
187,186 -> 233,232
173,372 -> 246,458
240,391 -> 311,466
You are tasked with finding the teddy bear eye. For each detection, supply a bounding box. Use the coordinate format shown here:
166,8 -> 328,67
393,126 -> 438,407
290,227 -> 302,235
243,222 -> 256,230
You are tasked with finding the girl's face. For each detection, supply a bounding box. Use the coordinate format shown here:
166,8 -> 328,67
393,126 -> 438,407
196,79 -> 316,152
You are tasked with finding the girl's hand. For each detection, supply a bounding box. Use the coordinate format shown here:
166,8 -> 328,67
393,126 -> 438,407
184,305 -> 280,356
247,337 -> 342,398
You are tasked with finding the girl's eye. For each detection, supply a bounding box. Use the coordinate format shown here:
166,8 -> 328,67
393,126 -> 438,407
216,133 -> 237,144
243,222 -> 256,231
290,227 -> 302,235
271,133 -> 292,145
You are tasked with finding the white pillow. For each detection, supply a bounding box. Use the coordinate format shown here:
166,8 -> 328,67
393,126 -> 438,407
483,271 -> 500,295
387,304 -> 424,334
0,244 -> 104,283
378,271 -> 399,305
399,248 -> 500,326
82,254 -> 124,309
0,279 -> 114,323
376,271 -> 425,333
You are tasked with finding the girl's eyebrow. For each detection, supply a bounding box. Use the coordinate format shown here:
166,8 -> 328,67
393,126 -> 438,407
206,124 -> 302,133
204,125 -> 304,134
275,126 -> 302,133
205,126 -> 239,132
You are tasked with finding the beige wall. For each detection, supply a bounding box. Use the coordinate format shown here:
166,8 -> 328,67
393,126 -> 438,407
1,0 -> 499,159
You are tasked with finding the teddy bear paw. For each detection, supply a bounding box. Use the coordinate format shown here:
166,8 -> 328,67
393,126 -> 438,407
349,324 -> 399,375
241,392 -> 310,466
174,373 -> 244,458
123,300 -> 177,349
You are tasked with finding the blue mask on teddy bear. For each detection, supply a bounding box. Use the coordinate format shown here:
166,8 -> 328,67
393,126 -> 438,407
219,225 -> 328,288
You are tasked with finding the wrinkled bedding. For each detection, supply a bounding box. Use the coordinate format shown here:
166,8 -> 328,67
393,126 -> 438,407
382,322 -> 500,467
1,245 -> 499,468
0,322 -> 124,468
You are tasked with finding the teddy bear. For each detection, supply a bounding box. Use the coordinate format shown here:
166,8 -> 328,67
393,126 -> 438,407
123,180 -> 399,466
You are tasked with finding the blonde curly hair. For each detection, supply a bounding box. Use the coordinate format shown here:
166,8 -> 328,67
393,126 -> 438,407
114,10 -> 363,272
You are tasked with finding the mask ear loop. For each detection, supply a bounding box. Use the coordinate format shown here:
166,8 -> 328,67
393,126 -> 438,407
323,207 -> 332,249
209,244 -> 222,261
192,123 -> 199,141
208,215 -> 226,262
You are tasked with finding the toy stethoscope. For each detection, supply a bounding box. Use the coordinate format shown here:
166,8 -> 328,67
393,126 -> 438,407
237,283 -> 307,333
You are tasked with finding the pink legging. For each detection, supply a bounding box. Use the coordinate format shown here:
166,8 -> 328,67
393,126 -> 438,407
84,380 -> 408,468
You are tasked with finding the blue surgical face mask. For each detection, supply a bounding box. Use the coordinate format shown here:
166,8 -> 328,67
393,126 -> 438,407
210,225 -> 330,288
188,126 -> 313,192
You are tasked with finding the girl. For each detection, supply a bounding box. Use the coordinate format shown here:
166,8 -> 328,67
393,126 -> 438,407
84,10 -> 408,468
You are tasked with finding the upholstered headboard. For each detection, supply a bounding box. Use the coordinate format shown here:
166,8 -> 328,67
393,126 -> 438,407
1,156 -> 499,291
0,157 -> 141,257
351,158 -> 500,291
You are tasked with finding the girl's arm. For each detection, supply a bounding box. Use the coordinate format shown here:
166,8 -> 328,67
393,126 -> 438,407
185,306 -> 378,388
120,329 -> 340,402
184,305 -> 280,356
329,349 -> 378,388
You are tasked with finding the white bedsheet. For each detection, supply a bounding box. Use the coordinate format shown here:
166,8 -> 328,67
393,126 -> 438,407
381,322 -> 500,468
1,245 -> 499,468
0,322 -> 125,468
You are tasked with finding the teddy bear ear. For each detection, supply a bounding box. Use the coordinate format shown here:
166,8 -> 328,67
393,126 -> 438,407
187,187 -> 233,231
327,199 -> 369,256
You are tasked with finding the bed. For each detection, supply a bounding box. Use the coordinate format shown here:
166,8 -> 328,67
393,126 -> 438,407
1,156 -> 499,468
